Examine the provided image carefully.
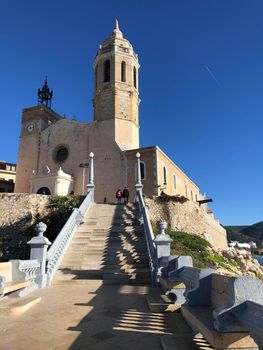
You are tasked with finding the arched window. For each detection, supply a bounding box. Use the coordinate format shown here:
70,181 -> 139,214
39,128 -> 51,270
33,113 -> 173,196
37,187 -> 51,195
163,167 -> 167,185
104,60 -> 110,82
121,61 -> 126,82
185,185 -> 188,198
133,67 -> 137,88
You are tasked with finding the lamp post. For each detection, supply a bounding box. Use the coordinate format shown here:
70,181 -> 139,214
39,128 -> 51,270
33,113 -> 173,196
135,152 -> 143,196
87,152 -> 95,195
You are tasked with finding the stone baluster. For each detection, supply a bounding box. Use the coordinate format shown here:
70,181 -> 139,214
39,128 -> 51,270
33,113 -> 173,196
27,222 -> 51,288
87,152 -> 95,196
154,220 -> 172,259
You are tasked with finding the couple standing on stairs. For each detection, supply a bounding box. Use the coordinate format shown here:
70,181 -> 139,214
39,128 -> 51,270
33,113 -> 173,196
115,187 -> 129,204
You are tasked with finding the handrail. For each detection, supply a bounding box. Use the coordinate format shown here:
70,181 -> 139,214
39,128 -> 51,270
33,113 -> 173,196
79,188 -> 94,217
136,190 -> 158,285
46,189 -> 94,285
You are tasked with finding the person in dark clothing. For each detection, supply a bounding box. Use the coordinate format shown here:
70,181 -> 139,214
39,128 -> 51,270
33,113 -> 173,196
122,187 -> 129,204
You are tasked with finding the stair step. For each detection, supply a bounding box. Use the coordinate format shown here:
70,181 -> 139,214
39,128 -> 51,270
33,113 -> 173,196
104,257 -> 149,263
55,202 -> 149,285
102,267 -> 150,274
55,270 -> 103,279
52,279 -> 103,286
103,272 -> 151,280
103,279 -> 151,285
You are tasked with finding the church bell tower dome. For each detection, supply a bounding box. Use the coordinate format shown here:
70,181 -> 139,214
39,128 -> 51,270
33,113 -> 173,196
93,20 -> 140,150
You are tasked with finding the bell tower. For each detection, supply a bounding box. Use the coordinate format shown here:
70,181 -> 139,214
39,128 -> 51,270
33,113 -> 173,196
93,20 -> 140,150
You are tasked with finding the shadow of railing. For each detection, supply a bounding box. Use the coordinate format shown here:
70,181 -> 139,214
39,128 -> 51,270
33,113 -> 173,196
99,203 -> 151,283
67,283 -> 173,349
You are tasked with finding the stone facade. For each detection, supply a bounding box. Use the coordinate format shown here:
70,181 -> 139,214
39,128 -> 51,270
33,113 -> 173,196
15,22 -> 139,202
14,21 -> 217,222
125,146 -> 202,202
144,196 -> 227,250
93,20 -> 140,151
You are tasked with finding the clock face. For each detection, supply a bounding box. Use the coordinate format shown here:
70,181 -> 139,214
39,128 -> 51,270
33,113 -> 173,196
26,123 -> 34,133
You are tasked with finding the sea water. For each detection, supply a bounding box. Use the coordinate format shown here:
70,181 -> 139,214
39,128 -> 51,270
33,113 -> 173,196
253,255 -> 263,266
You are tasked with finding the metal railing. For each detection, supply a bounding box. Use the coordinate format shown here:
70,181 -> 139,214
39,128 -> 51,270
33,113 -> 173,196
137,190 -> 157,285
46,189 -> 94,285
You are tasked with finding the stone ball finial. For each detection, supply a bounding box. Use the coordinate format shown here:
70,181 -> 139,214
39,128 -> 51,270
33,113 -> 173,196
89,152 -> 94,158
136,152 -> 141,158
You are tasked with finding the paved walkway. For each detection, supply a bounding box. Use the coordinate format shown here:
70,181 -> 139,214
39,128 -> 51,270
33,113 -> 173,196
0,282 -> 213,350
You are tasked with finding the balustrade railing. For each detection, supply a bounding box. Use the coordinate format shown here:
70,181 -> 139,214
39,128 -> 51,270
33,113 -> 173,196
13,259 -> 40,296
136,190 -> 157,285
79,187 -> 94,217
46,189 -> 94,285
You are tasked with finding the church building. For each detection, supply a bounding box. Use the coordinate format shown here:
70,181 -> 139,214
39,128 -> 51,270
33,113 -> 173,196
15,21 -> 204,204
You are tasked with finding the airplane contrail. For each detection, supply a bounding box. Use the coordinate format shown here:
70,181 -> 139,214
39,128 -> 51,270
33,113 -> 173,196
204,65 -> 221,86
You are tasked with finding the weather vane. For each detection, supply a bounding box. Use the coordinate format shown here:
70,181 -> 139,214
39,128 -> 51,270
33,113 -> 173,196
38,77 -> 53,108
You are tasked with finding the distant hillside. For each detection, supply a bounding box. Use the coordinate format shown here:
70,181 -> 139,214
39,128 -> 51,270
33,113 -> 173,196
225,221 -> 263,245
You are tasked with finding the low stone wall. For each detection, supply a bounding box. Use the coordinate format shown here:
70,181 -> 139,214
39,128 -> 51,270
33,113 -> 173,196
0,194 -> 50,234
144,196 -> 227,250
0,194 -> 52,260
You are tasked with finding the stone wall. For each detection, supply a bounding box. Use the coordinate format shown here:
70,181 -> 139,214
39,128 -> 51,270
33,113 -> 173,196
144,196 -> 227,250
0,194 -> 51,260
0,194 -> 50,234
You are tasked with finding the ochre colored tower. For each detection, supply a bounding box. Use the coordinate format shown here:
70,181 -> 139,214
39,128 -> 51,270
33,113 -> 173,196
93,20 -> 140,150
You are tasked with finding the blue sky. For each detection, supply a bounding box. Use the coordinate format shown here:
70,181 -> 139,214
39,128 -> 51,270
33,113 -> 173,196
0,0 -> 262,225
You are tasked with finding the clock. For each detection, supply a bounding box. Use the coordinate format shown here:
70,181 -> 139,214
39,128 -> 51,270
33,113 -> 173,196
26,123 -> 34,133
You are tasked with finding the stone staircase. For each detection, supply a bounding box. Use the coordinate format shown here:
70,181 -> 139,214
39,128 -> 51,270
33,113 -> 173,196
53,203 -> 151,285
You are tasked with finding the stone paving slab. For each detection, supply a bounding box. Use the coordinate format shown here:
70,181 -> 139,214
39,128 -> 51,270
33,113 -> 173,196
0,283 -> 205,350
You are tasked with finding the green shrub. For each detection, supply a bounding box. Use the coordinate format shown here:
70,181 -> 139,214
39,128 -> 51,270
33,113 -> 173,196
35,195 -> 84,242
168,231 -> 211,268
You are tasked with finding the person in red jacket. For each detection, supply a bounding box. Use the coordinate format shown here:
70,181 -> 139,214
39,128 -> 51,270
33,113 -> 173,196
115,189 -> 122,203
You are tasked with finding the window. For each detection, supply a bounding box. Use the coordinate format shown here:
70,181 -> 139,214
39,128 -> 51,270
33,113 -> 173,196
95,65 -> 98,88
133,67 -> 137,88
54,146 -> 69,163
185,185 -> 188,198
135,161 -> 146,181
37,187 -> 51,195
173,175 -> 176,190
121,61 -> 126,82
140,162 -> 146,180
104,60 -> 110,82
196,194 -> 198,201
191,190 -> 193,201
163,167 -> 167,185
